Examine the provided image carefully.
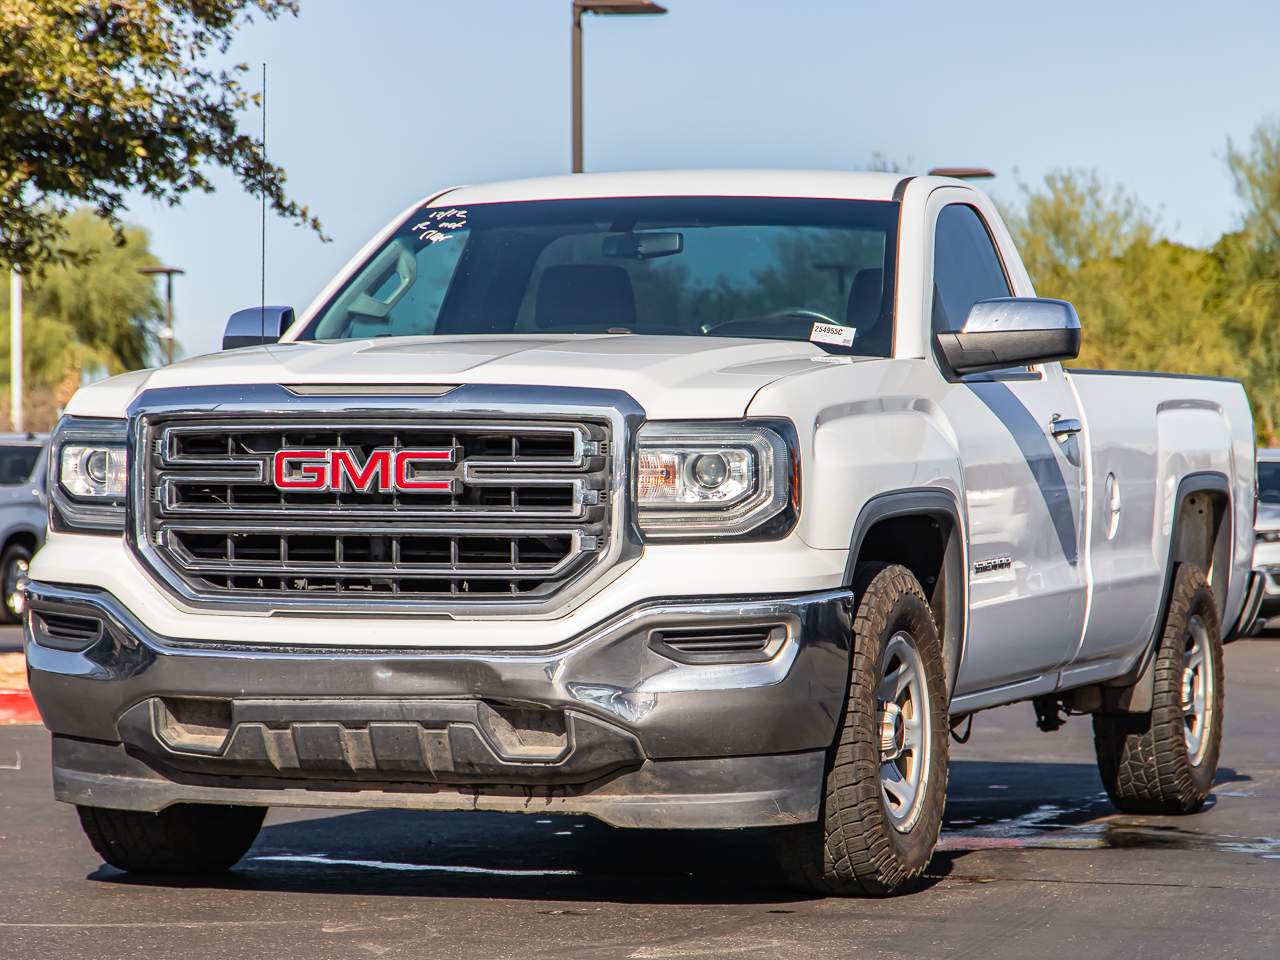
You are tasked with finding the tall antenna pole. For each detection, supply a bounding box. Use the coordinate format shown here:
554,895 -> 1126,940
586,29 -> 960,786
260,61 -> 267,339
8,268 -> 22,433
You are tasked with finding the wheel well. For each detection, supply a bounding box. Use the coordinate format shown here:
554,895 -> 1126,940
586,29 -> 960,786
852,511 -> 963,688
2,531 -> 37,557
1171,488 -> 1230,612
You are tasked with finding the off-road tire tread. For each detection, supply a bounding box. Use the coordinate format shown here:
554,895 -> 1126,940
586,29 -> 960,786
776,563 -> 948,896
77,803 -> 266,875
1092,564 -> 1223,814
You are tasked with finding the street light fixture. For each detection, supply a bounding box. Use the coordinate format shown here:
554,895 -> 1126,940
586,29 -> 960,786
137,265 -> 185,366
927,166 -> 996,180
572,0 -> 668,174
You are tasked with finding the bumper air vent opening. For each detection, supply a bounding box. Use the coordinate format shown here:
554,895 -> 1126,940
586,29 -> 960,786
649,623 -> 788,665
34,611 -> 104,651
157,697 -> 233,754
477,703 -> 570,761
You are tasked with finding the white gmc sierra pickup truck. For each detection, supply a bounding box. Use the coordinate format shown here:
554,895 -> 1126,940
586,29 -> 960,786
27,171 -> 1255,896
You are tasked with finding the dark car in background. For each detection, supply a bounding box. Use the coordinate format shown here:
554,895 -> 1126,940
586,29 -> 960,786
0,434 -> 48,623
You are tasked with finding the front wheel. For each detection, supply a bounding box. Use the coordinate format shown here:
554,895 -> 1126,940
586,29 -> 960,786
77,803 -> 267,875
775,563 -> 949,896
1093,564 -> 1224,814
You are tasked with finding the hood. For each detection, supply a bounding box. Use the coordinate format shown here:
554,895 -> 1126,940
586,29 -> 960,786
65,334 -> 870,420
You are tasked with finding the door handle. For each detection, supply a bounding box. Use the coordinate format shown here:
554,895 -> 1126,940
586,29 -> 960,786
1049,416 -> 1082,441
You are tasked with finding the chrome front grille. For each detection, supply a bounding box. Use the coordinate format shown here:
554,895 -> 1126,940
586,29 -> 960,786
138,415 -> 615,606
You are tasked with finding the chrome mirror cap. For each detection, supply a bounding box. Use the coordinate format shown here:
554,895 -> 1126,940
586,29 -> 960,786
936,297 -> 1081,375
223,306 -> 295,350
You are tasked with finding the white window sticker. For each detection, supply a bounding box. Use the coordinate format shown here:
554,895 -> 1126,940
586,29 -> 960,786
411,207 -> 468,244
810,322 -> 856,348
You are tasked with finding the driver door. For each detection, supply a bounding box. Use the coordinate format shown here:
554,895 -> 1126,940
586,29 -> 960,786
930,199 -> 1088,697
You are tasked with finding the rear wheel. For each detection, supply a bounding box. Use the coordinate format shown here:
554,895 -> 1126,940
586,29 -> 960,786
1093,564 -> 1224,814
77,803 -> 267,875
775,563 -> 949,896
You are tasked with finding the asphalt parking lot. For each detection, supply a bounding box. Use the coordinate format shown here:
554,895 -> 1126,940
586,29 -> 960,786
2,629 -> 1278,960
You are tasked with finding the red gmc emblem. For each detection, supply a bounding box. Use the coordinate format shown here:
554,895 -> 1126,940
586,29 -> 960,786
272,448 -> 456,493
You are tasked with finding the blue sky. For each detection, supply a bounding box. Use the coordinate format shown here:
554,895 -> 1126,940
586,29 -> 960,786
124,0 -> 1280,359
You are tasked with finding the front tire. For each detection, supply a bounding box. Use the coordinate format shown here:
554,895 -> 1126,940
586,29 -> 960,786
776,563 -> 949,896
1092,564 -> 1224,814
77,803 -> 267,875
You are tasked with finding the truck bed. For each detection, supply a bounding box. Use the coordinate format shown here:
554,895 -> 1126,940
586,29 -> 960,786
1063,368 -> 1254,686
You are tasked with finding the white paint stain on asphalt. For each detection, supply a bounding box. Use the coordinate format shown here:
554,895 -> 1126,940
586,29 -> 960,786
252,854 -> 578,877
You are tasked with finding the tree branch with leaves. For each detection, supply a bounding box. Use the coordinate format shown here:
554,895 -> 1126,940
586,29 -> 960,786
0,0 -> 325,272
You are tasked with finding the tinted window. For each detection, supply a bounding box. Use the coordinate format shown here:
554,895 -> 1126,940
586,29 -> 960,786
1260,461 -> 1280,505
301,197 -> 900,357
0,445 -> 39,485
931,204 -> 1011,333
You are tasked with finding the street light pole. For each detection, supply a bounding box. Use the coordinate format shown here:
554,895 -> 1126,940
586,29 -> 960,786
9,268 -> 22,434
571,0 -> 668,174
572,4 -> 583,174
137,265 -> 185,366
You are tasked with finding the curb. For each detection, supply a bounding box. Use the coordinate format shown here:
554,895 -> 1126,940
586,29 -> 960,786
0,688 -> 41,724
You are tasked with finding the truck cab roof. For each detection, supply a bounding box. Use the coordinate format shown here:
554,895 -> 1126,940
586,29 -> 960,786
428,169 -> 954,206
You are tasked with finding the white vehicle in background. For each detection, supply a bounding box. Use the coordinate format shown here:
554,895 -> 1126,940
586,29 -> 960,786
26,171 -> 1256,896
1246,448 -> 1280,631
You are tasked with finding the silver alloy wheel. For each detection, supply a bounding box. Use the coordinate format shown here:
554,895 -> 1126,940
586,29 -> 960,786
1181,614 -> 1215,765
4,555 -> 28,617
877,630 -> 931,832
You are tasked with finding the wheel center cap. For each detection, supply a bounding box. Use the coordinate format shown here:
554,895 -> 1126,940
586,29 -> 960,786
1181,667 -> 1196,713
879,702 -> 906,761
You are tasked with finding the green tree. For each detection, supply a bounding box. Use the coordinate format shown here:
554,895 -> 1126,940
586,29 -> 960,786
1006,158 -> 1280,443
0,0 -> 323,273
1006,169 -> 1155,287
1068,239 -> 1239,378
1008,169 -> 1239,376
1221,122 -> 1280,442
0,209 -> 161,427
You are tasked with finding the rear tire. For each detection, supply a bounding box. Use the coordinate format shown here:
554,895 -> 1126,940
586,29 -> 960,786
1092,564 -> 1224,814
775,563 -> 949,896
77,803 -> 267,875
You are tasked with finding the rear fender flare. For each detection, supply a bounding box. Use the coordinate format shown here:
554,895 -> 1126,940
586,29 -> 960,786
1105,471 -> 1230,712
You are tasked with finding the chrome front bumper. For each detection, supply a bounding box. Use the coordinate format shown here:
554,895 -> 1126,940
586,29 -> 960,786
25,581 -> 851,829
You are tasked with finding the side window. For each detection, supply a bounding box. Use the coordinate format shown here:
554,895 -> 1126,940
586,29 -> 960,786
931,204 -> 1011,333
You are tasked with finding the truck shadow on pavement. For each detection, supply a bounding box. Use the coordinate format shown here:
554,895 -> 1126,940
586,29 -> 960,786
89,759 -> 1255,903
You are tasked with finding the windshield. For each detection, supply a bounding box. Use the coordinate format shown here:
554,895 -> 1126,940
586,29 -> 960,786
0,444 -> 39,485
1260,460 -> 1280,505
300,197 -> 899,356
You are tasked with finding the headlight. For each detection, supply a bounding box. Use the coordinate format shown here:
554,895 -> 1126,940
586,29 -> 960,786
49,417 -> 128,533
60,444 -> 127,498
635,420 -> 797,539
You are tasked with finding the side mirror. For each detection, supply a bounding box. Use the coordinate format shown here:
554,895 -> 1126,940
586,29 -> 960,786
935,297 -> 1081,375
223,305 -> 295,350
